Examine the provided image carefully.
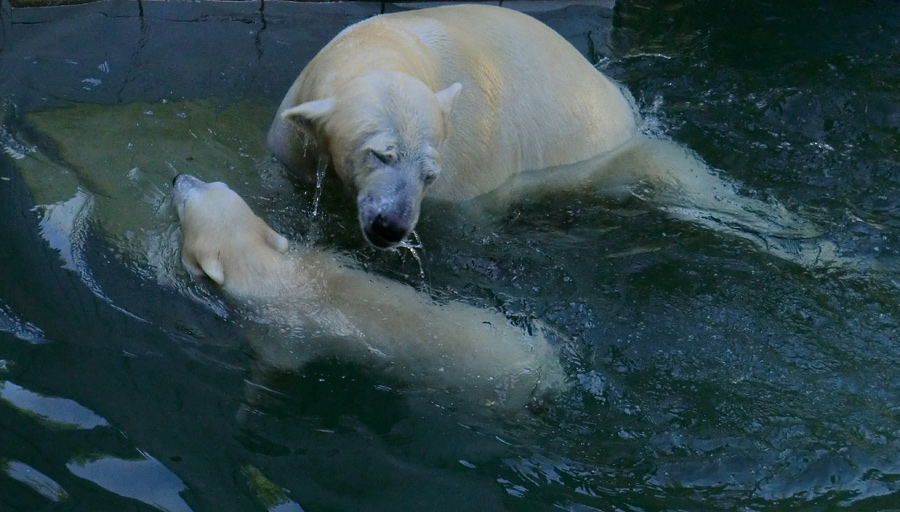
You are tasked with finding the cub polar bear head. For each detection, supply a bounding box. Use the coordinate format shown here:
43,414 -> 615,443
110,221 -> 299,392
282,71 -> 461,248
172,174 -> 290,298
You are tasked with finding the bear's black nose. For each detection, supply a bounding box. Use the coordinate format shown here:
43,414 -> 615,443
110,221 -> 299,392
365,214 -> 407,248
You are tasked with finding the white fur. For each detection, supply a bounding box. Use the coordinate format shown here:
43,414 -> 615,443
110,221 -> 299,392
172,175 -> 566,409
267,4 -> 635,247
268,4 -> 834,266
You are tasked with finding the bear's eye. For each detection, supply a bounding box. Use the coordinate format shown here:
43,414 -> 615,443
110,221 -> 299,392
422,164 -> 440,186
368,148 -> 397,165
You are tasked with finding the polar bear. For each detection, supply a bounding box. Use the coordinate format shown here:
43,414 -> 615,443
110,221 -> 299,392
172,174 -> 566,409
267,4 -> 636,248
268,4 -> 831,266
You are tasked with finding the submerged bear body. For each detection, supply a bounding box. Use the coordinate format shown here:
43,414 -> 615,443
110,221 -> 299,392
172,174 -> 566,409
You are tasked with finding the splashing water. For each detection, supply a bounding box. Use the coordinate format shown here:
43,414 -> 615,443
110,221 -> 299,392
310,155 -> 329,218
397,230 -> 427,282
0,124 -> 35,160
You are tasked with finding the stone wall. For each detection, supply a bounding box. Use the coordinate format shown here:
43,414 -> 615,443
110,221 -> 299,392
1,0 -> 615,111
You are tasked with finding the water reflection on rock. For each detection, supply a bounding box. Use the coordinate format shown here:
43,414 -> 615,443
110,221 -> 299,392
1,459 -> 69,502
67,451 -> 192,512
0,380 -> 108,430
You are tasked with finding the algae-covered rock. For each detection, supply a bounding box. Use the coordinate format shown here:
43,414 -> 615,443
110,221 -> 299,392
7,99 -> 297,312
242,464 -> 305,512
15,100 -> 277,263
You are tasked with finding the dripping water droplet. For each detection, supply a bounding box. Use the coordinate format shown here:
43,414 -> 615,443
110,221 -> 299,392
397,230 -> 426,282
311,155 -> 329,218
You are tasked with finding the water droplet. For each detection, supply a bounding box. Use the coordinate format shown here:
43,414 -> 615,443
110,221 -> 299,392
397,231 -> 427,281
311,154 -> 329,218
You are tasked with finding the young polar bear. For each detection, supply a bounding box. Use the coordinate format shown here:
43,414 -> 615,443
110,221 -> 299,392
268,4 -> 830,266
172,174 -> 566,409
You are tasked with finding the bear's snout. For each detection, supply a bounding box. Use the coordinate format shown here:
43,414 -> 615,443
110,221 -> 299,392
357,170 -> 422,249
365,212 -> 410,248
172,174 -> 203,196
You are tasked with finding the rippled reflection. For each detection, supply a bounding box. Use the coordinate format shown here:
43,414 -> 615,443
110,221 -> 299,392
0,303 -> 44,343
0,380 -> 107,430
1,459 -> 69,502
67,451 -> 192,512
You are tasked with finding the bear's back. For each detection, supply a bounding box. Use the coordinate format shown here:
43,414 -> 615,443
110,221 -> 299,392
385,5 -> 639,200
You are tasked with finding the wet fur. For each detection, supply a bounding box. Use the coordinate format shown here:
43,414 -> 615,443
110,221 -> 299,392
172,175 -> 567,409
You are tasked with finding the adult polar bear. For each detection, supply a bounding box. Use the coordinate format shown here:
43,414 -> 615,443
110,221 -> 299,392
267,4 -> 636,248
268,4 -> 823,263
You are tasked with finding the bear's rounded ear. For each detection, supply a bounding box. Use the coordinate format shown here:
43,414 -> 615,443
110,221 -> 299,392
266,229 -> 289,254
281,97 -> 335,130
435,82 -> 462,116
199,257 -> 225,286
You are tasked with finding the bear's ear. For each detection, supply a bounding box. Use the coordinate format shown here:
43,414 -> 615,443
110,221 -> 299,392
435,82 -> 462,116
265,229 -> 289,254
281,97 -> 335,130
199,257 -> 225,286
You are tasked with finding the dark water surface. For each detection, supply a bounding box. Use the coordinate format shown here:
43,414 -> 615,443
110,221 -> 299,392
2,1 -> 900,511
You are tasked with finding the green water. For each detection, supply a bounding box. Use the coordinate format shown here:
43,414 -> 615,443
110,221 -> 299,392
2,1 -> 900,511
